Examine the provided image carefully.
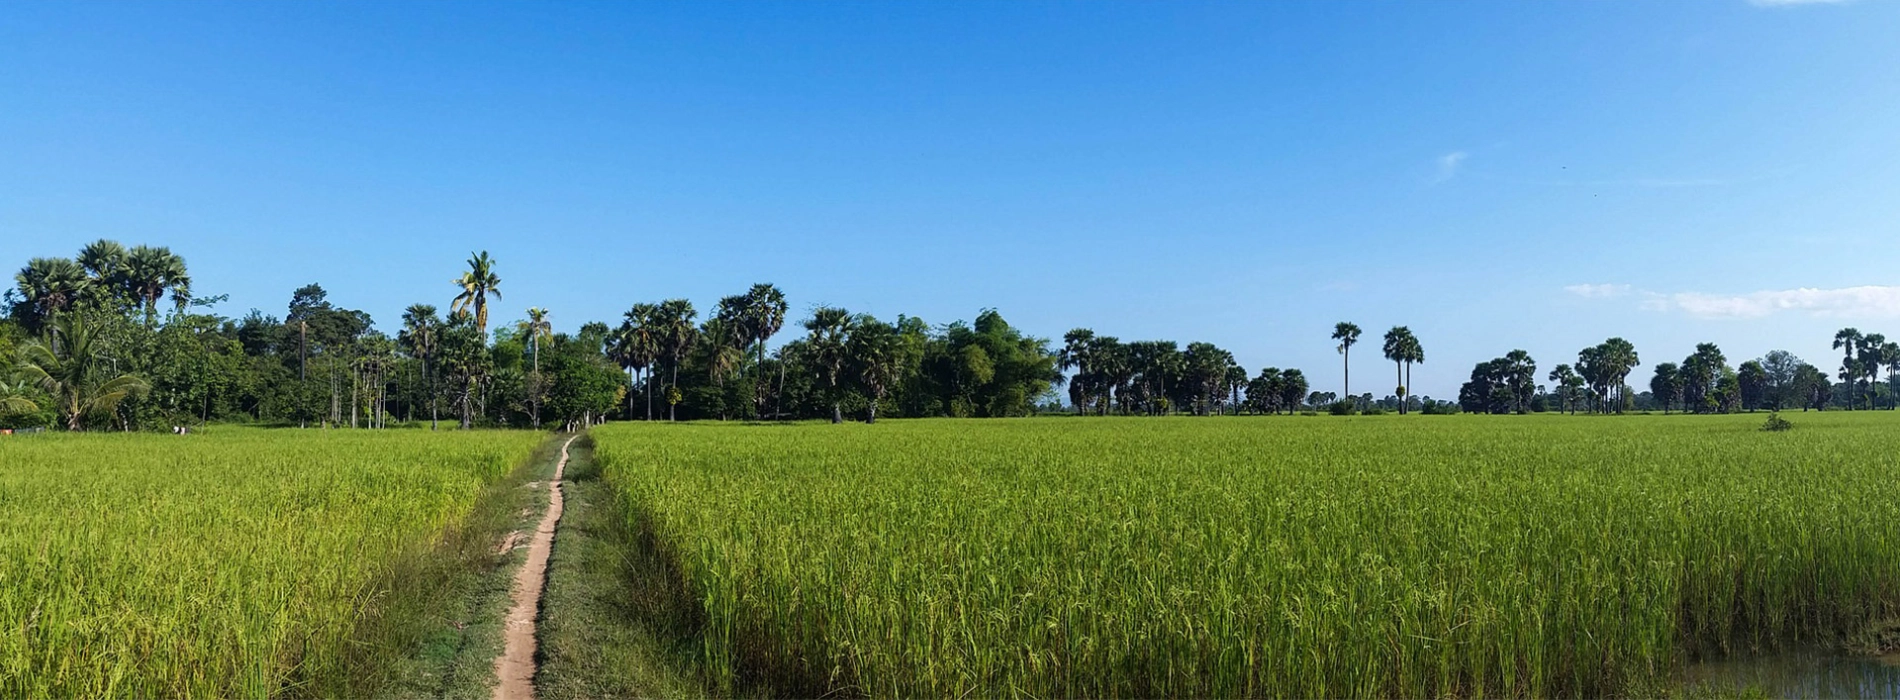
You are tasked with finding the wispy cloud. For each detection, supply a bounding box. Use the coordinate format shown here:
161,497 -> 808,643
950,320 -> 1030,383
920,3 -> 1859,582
1639,286 -> 1900,320
1565,283 -> 1632,299
1434,151 -> 1468,183
1747,0 -> 1850,7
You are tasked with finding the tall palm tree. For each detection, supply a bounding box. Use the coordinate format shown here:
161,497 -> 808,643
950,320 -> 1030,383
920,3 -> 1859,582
125,245 -> 190,324
1381,326 -> 1415,414
522,306 -> 552,429
17,315 -> 150,431
1860,333 -> 1889,410
700,315 -> 746,420
1332,322 -> 1361,400
1403,334 -> 1425,413
76,239 -> 128,305
620,303 -> 661,420
1059,328 -> 1096,413
743,283 -> 788,419
849,317 -> 904,423
803,306 -> 855,424
399,304 -> 441,430
1834,328 -> 1862,410
14,257 -> 88,342
655,299 -> 698,421
451,251 -> 502,337
1885,341 -> 1900,411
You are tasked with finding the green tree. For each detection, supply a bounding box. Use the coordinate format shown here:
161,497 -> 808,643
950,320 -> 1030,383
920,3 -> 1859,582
803,306 -> 855,423
1332,322 -> 1361,398
451,251 -> 502,337
743,283 -> 788,419
521,306 -> 552,428
1833,327 -> 1861,410
17,315 -> 150,431
1737,359 -> 1767,412
399,304 -> 442,430
125,245 -> 190,325
1648,362 -> 1680,414
655,299 -> 698,421
1381,326 -> 1419,414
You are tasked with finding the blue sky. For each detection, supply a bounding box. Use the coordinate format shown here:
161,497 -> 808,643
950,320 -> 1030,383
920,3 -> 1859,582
4,0 -> 1897,399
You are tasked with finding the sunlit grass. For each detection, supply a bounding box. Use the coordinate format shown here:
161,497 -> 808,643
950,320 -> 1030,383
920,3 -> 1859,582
0,428 -> 542,697
596,412 -> 1900,697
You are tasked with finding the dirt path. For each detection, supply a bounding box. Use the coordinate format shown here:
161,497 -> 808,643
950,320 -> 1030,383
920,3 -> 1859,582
493,433 -> 578,700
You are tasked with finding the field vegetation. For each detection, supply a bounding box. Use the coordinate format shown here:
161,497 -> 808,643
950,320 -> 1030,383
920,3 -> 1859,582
596,414 -> 1900,698
0,428 -> 543,697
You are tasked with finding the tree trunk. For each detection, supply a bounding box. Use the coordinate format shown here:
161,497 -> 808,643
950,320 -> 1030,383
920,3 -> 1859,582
867,393 -> 878,424
670,361 -> 679,421
1343,348 -> 1350,400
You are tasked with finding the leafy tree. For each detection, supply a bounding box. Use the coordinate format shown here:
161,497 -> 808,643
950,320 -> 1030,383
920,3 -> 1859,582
1859,333 -> 1890,410
849,315 -> 916,423
1737,360 -> 1768,412
12,257 -> 88,339
1278,369 -> 1309,413
1759,350 -> 1803,410
1647,362 -> 1680,414
1549,363 -> 1585,414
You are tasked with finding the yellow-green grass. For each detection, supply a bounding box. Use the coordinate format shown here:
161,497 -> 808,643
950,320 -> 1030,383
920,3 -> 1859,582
0,427 -> 543,697
595,413 -> 1900,698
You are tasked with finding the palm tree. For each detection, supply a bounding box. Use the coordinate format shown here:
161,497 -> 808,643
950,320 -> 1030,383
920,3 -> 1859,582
1858,333 -> 1888,410
1884,342 -> 1900,410
522,307 -> 552,428
17,315 -> 150,431
700,314 -> 747,420
849,317 -> 905,423
125,245 -> 190,324
803,306 -> 855,424
76,239 -> 128,305
398,304 -> 441,430
1332,322 -> 1361,400
1059,328 -> 1096,413
451,251 -> 502,337
1834,328 -> 1862,410
655,299 -> 698,421
743,283 -> 788,419
618,303 -> 661,420
1381,326 -> 1416,414
14,258 -> 88,346
1403,333 -> 1424,413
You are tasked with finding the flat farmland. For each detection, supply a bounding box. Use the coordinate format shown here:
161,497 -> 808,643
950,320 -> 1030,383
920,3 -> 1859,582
0,428 -> 543,697
595,414 -> 1900,698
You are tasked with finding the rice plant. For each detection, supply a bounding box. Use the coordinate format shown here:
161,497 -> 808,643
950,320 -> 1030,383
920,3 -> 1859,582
595,413 -> 1900,697
0,427 -> 542,697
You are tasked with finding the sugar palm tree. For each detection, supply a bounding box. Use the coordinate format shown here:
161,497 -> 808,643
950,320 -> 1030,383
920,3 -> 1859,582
522,306 -> 552,428
76,239 -> 128,306
655,299 -> 698,421
744,283 -> 788,419
125,245 -> 190,324
1332,322 -> 1361,400
17,315 -> 150,431
14,258 -> 88,345
804,306 -> 855,423
618,303 -> 661,420
451,251 -> 502,337
1834,328 -> 1862,410
849,317 -> 905,423
1381,326 -> 1417,414
398,304 -> 442,430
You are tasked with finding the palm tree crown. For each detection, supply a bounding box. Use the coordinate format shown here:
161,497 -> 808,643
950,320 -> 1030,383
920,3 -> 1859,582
451,251 -> 502,336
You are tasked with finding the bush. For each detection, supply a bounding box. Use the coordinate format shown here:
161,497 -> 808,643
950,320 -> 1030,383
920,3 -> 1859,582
1762,412 -> 1793,432
1361,407 -> 1387,416
1328,400 -> 1357,416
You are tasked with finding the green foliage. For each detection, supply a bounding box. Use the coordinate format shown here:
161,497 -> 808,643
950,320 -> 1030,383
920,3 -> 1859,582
595,414 -> 1900,698
1327,399 -> 1357,415
1762,412 -> 1793,431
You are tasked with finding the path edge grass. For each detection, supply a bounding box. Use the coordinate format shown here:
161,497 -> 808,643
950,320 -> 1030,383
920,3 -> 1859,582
291,432 -> 568,699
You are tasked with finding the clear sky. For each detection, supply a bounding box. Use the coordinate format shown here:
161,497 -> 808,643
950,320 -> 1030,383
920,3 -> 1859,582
4,0 -> 1897,399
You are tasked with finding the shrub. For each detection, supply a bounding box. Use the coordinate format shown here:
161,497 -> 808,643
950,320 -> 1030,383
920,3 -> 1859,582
1328,400 -> 1357,416
1762,412 -> 1793,432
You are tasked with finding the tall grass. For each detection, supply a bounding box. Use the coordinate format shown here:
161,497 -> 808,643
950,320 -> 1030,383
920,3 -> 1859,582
0,427 -> 542,697
595,413 -> 1900,697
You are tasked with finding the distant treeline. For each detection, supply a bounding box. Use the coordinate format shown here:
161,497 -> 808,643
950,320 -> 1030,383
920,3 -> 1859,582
2,240 -> 1882,431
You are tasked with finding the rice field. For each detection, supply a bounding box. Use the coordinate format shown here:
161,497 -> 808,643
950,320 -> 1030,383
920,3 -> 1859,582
0,427 -> 543,698
594,413 -> 1900,698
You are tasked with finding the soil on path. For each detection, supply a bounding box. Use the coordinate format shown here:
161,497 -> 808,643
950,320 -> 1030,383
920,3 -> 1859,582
492,433 -> 578,700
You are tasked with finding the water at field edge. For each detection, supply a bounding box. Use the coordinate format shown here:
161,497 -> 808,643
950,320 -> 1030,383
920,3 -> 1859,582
1682,650 -> 1900,698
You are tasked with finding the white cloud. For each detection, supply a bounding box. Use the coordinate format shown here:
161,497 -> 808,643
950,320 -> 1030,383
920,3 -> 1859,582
1748,0 -> 1849,6
1565,283 -> 1631,299
1643,286 -> 1900,320
1434,152 -> 1468,183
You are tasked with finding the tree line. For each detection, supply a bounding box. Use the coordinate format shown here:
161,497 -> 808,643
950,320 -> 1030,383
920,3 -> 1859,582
4,240 -> 1893,430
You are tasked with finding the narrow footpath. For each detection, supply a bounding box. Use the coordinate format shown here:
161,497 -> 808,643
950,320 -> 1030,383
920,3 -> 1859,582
492,433 -> 578,700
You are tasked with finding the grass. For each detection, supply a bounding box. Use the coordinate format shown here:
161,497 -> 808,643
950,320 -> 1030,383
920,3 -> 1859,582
592,412 -> 1900,698
536,434 -> 707,700
0,426 -> 544,697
